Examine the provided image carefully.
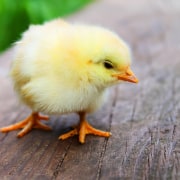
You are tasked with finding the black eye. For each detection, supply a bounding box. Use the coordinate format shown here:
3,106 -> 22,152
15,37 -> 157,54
103,60 -> 114,69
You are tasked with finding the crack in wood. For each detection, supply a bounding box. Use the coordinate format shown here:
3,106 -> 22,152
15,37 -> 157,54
96,88 -> 118,180
133,137 -> 152,179
52,140 -> 72,179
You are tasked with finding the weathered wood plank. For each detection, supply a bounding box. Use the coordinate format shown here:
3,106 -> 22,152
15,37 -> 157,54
0,0 -> 180,179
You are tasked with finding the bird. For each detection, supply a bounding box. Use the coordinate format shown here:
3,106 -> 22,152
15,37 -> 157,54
0,19 -> 138,143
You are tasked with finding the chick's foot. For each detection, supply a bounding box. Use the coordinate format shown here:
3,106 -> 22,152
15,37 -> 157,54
1,112 -> 51,137
59,112 -> 111,143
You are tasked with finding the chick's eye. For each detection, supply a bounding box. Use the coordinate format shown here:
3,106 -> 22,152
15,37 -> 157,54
103,60 -> 114,69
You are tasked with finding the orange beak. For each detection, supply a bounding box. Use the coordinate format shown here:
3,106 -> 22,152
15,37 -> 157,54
113,67 -> 139,83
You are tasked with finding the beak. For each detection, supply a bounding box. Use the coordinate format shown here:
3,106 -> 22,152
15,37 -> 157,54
113,67 -> 139,83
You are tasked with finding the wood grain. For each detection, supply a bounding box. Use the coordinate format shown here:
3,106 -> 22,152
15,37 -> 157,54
0,0 -> 180,179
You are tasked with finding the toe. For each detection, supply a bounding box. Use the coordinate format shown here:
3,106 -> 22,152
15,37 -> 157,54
59,129 -> 78,140
34,121 -> 52,130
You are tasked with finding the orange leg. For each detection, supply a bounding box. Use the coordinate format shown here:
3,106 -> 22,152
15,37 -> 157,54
1,112 -> 51,137
59,112 -> 111,143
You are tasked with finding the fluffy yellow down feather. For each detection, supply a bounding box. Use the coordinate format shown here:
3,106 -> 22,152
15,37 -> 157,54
1,19 -> 138,143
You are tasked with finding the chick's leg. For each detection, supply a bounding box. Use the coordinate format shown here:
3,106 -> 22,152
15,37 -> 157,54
59,112 -> 111,143
1,112 -> 51,137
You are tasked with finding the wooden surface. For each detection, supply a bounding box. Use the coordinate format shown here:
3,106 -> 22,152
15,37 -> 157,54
0,0 -> 180,179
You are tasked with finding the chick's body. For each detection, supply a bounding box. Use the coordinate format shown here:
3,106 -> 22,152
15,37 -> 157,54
12,20 -> 113,114
1,19 -> 138,143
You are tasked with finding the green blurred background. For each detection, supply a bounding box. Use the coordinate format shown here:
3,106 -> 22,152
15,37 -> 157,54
0,0 -> 93,53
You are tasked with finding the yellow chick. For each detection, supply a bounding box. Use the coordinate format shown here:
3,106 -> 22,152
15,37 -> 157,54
1,19 -> 138,143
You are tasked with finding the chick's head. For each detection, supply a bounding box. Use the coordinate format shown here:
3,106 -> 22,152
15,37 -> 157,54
73,25 -> 138,89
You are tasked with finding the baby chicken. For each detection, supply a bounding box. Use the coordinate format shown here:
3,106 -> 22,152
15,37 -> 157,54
1,19 -> 138,143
